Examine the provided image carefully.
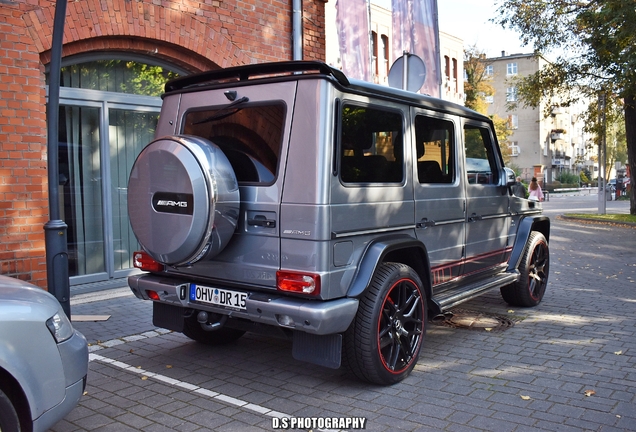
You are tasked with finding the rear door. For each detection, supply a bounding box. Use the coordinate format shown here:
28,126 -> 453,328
330,98 -> 413,263
173,81 -> 298,288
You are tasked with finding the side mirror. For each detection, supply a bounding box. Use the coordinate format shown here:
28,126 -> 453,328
504,167 -> 516,187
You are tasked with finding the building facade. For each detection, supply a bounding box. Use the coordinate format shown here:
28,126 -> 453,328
325,1 -> 463,102
1,0 -> 326,289
439,31 -> 463,105
485,52 -> 594,184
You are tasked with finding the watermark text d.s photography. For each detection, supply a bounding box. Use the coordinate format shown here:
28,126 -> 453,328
272,416 -> 367,430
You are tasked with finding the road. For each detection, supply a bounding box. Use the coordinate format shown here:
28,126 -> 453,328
54,195 -> 636,432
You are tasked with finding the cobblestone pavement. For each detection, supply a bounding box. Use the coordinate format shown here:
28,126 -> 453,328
52,197 -> 636,431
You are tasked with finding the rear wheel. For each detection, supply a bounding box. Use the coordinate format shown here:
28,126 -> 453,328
501,231 -> 549,307
344,263 -> 426,385
0,388 -> 21,432
182,312 -> 245,345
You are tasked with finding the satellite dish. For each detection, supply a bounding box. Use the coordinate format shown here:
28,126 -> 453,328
388,53 -> 426,92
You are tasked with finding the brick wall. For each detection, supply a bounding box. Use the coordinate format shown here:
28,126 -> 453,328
0,0 -> 326,289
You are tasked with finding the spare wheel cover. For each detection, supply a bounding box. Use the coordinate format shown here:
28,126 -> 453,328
128,135 -> 239,265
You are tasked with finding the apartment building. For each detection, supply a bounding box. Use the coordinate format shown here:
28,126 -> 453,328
485,52 -> 594,184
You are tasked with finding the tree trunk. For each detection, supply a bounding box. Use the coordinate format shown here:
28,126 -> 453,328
625,94 -> 636,215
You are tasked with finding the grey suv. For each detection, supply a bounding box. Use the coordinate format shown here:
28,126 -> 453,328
127,61 -> 550,385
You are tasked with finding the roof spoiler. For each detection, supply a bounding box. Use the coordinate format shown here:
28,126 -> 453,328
165,61 -> 350,92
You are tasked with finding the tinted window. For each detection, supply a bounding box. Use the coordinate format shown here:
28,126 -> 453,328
464,124 -> 499,185
339,105 -> 403,183
414,116 -> 455,184
183,103 -> 285,184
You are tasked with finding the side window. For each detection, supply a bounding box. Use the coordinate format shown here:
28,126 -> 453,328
339,104 -> 403,183
414,116 -> 455,184
464,124 -> 499,185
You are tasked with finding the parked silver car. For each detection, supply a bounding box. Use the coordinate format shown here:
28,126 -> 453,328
0,275 -> 88,432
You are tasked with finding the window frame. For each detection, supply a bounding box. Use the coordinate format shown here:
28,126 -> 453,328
337,101 -> 405,186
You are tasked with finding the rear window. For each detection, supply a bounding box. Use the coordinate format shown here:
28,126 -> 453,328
183,102 -> 285,184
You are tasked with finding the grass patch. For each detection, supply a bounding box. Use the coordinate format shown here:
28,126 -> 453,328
563,213 -> 636,224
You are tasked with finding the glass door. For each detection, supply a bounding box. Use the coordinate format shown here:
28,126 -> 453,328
54,58 -> 177,286
109,108 -> 159,276
58,94 -> 161,285
59,105 -> 106,278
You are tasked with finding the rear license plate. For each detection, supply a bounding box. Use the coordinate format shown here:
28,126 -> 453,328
189,284 -> 247,310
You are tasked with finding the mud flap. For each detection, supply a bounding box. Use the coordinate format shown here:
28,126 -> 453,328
153,302 -> 185,332
292,331 -> 342,369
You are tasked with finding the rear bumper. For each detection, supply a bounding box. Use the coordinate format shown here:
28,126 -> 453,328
128,274 -> 358,335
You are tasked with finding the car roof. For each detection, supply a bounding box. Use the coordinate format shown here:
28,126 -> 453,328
163,61 -> 492,124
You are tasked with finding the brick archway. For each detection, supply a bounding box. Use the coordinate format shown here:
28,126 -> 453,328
26,0 -> 256,71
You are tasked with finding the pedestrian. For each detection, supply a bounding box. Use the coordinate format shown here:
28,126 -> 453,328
512,176 -> 526,198
528,177 -> 544,202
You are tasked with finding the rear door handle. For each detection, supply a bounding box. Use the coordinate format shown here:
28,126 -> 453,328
248,215 -> 276,228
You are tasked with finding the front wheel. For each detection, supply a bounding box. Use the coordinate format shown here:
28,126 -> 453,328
501,231 -> 550,307
344,263 -> 426,385
0,388 -> 21,432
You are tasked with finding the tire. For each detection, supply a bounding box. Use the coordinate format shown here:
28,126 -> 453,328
0,388 -> 21,432
344,263 -> 426,385
128,135 -> 240,266
501,231 -> 550,307
182,312 -> 245,345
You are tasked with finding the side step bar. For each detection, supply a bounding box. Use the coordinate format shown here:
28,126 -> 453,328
431,272 -> 519,314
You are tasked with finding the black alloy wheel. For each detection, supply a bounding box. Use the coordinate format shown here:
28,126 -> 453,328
345,262 -> 426,385
501,231 -> 550,307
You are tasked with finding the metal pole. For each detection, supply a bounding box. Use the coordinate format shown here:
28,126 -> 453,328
45,0 -> 71,317
292,0 -> 302,60
598,91 -> 607,214
402,51 -> 409,91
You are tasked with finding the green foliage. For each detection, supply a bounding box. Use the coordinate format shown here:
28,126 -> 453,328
463,45 -> 494,115
556,171 -> 579,184
580,171 -> 589,184
60,60 -> 179,96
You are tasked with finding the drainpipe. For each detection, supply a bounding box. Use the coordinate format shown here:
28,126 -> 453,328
45,0 -> 71,317
292,0 -> 302,60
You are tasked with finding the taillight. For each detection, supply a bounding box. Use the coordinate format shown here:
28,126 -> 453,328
146,290 -> 161,301
277,271 -> 320,295
133,251 -> 164,272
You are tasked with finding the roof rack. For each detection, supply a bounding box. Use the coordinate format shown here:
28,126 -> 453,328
165,61 -> 350,92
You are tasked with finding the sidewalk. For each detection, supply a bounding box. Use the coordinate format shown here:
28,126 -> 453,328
56,213 -> 636,432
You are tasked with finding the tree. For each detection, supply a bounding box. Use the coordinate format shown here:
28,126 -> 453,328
495,0 -> 636,214
463,45 -> 513,164
582,94 -> 628,179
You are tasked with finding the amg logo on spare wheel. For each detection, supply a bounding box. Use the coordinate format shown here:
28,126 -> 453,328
152,192 -> 194,215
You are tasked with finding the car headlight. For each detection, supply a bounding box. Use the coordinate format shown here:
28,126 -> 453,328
46,311 -> 75,343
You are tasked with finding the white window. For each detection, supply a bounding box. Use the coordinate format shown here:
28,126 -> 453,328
506,87 -> 517,102
506,62 -> 517,75
485,65 -> 493,76
508,114 -> 518,129
509,141 -> 520,156
485,95 -> 494,104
